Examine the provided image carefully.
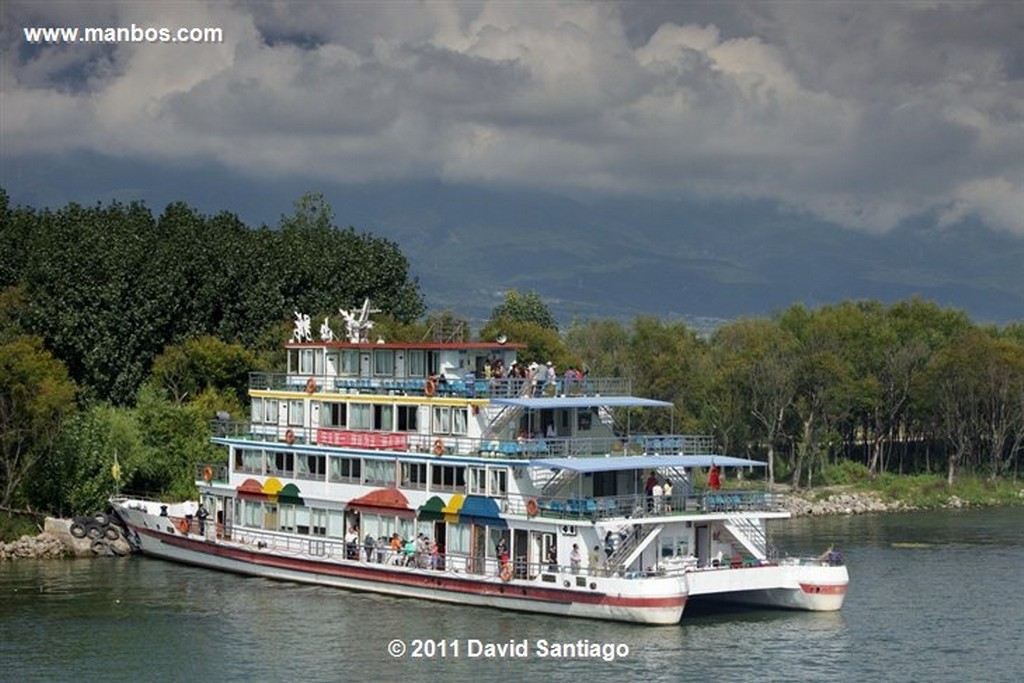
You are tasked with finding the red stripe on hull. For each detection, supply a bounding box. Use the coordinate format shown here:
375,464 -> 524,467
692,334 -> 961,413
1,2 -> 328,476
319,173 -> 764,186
799,583 -> 848,595
136,526 -> 685,610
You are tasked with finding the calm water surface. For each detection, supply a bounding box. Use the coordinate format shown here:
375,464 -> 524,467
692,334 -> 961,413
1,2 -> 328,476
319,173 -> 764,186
2,508 -> 1022,682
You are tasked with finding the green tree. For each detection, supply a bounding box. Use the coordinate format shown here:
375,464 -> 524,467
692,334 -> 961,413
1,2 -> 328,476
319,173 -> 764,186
488,290 -> 558,331
27,403 -> 144,515
0,336 -> 78,507
149,336 -> 258,406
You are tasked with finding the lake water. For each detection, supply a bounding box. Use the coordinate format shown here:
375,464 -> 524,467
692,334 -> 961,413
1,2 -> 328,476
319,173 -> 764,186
2,508 -> 1022,682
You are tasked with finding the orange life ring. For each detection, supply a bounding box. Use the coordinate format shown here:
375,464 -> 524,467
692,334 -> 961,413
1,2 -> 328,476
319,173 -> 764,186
305,377 -> 317,394
425,377 -> 437,397
526,499 -> 539,517
500,564 -> 513,582
433,439 -> 445,456
202,466 -> 214,483
284,429 -> 296,445
177,518 -> 189,534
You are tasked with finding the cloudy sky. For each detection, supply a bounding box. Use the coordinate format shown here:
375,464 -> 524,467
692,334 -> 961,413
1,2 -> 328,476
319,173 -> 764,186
2,1 -> 1023,320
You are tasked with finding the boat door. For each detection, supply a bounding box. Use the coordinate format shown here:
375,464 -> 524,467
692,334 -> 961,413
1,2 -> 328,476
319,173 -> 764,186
470,524 -> 486,575
220,497 -> 233,540
513,528 -> 529,579
359,352 -> 371,378
695,524 -> 709,567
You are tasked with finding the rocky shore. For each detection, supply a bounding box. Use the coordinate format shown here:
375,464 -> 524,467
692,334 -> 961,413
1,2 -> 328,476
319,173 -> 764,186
0,516 -> 133,560
777,489 -> 984,516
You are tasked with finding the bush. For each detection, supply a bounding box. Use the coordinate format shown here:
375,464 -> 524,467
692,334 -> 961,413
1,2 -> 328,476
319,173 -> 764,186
821,460 -> 872,485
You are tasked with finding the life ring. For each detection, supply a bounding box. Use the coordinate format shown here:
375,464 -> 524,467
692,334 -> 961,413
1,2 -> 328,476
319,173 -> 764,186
500,564 -> 513,582
433,439 -> 445,456
425,377 -> 437,397
202,466 -> 214,482
305,377 -> 317,394
526,499 -> 539,517
177,519 -> 189,534
284,429 -> 296,445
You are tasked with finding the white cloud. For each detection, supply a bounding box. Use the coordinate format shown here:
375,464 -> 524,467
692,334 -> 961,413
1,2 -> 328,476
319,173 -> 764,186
2,0 -> 1022,236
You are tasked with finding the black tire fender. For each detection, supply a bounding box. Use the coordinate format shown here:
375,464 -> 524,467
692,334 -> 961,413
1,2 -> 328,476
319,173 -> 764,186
92,511 -> 111,526
86,523 -> 104,540
70,522 -> 88,539
104,525 -> 121,541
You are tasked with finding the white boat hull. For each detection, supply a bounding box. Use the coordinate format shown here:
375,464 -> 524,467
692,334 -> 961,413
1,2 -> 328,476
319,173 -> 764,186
114,502 -> 687,625
686,561 -> 848,611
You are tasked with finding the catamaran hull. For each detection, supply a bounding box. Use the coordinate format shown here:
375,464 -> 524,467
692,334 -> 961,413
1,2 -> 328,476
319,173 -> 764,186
685,563 -> 848,612
115,508 -> 686,625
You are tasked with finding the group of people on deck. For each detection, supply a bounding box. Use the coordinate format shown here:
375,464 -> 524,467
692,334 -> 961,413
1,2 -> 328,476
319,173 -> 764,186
350,529 -> 444,569
644,471 -> 676,513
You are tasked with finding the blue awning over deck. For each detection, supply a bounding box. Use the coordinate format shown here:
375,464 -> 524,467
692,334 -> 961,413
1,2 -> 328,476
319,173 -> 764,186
490,396 -> 673,409
528,454 -> 764,473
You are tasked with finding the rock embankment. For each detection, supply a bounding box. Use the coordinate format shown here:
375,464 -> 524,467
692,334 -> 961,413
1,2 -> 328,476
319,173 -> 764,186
0,516 -> 133,560
779,490 -> 912,516
0,532 -> 69,560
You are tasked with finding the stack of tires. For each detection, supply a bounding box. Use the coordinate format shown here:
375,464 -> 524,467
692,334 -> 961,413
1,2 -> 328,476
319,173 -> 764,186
69,511 -> 129,556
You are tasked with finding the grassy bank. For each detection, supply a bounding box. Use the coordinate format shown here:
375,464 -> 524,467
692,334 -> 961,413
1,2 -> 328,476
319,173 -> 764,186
0,511 -> 43,542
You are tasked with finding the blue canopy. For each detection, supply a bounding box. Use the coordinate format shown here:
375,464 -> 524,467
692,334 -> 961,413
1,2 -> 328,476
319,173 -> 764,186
458,495 -> 507,528
528,454 -> 763,473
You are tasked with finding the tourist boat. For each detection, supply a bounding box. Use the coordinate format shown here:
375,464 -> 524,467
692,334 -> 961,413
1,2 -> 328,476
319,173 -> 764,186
111,302 -> 848,625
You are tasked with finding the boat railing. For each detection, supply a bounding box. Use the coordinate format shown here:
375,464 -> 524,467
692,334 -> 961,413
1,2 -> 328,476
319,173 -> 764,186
249,372 -> 632,399
503,488 -> 780,521
222,526 -> 667,580
210,420 -> 715,462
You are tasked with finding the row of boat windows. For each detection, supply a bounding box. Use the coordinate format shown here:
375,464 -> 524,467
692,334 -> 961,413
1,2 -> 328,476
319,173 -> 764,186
289,348 -> 431,377
251,398 -> 469,435
234,448 -> 509,496
235,499 -> 507,558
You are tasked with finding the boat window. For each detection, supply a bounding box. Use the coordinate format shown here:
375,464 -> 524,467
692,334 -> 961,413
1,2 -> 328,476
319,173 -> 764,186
407,350 -> 425,377
468,467 -> 487,495
350,403 -> 372,430
452,408 -> 468,435
431,464 -> 466,492
267,450 -> 294,477
363,458 -> 396,486
321,402 -> 347,427
373,349 -> 394,376
329,456 -> 361,483
235,448 -> 263,474
296,506 -> 312,535
297,453 -> 326,480
447,523 -> 470,555
489,468 -> 508,497
373,404 -> 394,431
288,400 -> 304,426
300,349 -> 314,374
340,350 -> 359,375
251,398 -> 263,424
327,509 -> 344,538
264,399 -> 279,424
279,504 -> 296,532
432,406 -> 451,433
396,405 -> 418,431
402,462 -> 428,489
325,351 -> 339,376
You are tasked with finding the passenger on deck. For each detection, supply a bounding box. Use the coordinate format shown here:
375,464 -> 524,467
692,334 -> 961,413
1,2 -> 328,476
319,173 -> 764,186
589,545 -> 600,574
570,543 -> 582,574
604,531 -> 615,560
663,479 -> 674,513
546,546 -> 558,572
708,465 -> 721,491
645,471 -> 658,511
652,481 -> 663,514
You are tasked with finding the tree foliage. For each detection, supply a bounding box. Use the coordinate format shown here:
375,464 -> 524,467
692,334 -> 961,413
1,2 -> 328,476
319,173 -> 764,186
0,190 -> 424,405
489,290 -> 559,331
0,336 -> 78,507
